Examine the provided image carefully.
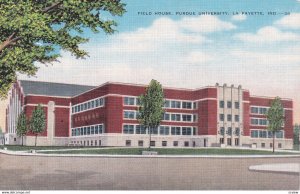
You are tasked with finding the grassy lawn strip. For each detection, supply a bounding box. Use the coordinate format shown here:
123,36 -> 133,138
37,148 -> 299,155
0,145 -> 83,151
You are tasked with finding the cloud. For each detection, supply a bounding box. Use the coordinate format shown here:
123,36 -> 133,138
231,14 -> 247,21
184,51 -> 213,64
235,26 -> 300,43
274,13 -> 300,29
101,16 -> 236,53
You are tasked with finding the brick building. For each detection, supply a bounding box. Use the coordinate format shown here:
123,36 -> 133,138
5,80 -> 294,149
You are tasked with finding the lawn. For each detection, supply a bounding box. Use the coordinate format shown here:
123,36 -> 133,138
0,145 -> 83,151
37,147 -> 300,155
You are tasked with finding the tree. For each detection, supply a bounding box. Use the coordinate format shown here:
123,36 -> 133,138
266,97 -> 284,153
138,79 -> 164,150
0,0 -> 126,98
294,124 -> 299,149
16,111 -> 28,146
30,104 -> 46,147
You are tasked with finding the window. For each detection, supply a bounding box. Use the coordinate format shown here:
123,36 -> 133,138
220,127 -> 225,135
126,140 -> 131,146
173,141 -> 178,147
227,138 -> 231,146
182,127 -> 192,135
193,127 -> 197,135
227,114 -> 232,122
234,138 -> 239,146
91,140 -> 93,146
95,125 -> 99,134
251,107 -> 259,114
87,102 -> 91,109
124,97 -> 135,105
235,128 -> 240,135
182,101 -> 192,109
171,114 -> 181,121
227,127 -> 232,135
182,114 -> 192,122
251,118 -> 259,125
261,143 -> 265,148
123,125 -> 134,134
136,125 -> 146,134
184,141 -> 189,147
99,140 -> 101,146
270,143 -> 273,148
87,127 -> 91,135
278,143 -> 282,148
251,130 -> 259,138
162,141 -> 167,147
219,138 -> 224,144
84,127 -> 87,135
163,113 -> 170,121
227,101 -> 232,108
95,140 -> 97,146
235,115 -> 239,122
276,131 -> 283,138
259,119 -> 267,126
219,100 -> 224,108
159,126 -> 170,135
138,140 -> 143,147
91,126 -> 95,135
193,114 -> 197,122
259,107 -> 267,115
171,127 -> 181,135
150,141 -> 155,147
124,111 -> 135,119
91,101 -> 95,108
87,141 -> 89,146
171,101 -> 181,108
193,102 -> 197,109
219,114 -> 224,121
150,128 -> 158,135
95,99 -> 100,107
99,125 -> 103,134
136,98 -> 140,105
235,102 -> 239,109
164,100 -> 170,108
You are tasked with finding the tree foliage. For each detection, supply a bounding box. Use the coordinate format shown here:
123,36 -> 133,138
30,104 -> 46,146
266,97 -> 284,152
16,111 -> 28,146
0,0 -> 126,98
294,124 -> 299,147
138,79 -> 164,148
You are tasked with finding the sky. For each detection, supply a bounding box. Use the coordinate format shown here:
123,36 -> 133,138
1,0 -> 300,130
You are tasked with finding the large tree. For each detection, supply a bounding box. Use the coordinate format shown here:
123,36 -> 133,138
294,124 -> 299,150
16,111 -> 28,146
30,104 -> 46,147
0,0 -> 125,98
138,79 -> 164,149
266,97 -> 284,153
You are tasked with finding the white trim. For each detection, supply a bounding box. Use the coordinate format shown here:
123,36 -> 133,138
24,104 -> 70,108
250,95 -> 292,101
26,94 -> 72,98
242,101 -> 250,103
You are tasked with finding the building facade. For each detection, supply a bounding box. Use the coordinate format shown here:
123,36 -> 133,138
5,80 -> 294,149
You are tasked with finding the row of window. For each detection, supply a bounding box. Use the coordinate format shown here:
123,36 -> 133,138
71,124 -> 104,136
219,127 -> 240,136
72,98 -> 105,114
219,138 -> 240,146
123,96 -> 197,110
219,114 -> 240,122
251,118 -> 268,126
123,111 -> 197,122
70,140 -> 102,147
250,130 -> 284,138
251,106 -> 268,115
126,140 -> 193,147
219,100 -> 240,109
123,124 -> 197,135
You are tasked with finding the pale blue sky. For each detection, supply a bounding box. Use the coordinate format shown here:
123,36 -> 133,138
18,0 -> 300,123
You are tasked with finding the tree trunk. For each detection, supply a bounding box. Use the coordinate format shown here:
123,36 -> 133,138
35,134 -> 37,147
273,131 -> 275,153
149,127 -> 152,150
21,135 -> 23,146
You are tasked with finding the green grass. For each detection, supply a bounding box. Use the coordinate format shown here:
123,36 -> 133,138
37,148 -> 300,155
0,145 -> 83,151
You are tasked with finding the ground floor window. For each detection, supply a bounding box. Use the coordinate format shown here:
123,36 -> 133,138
138,140 -> 143,147
278,143 -> 282,148
162,141 -> 167,147
219,138 -> 224,144
91,140 -> 93,146
270,143 -> 273,148
184,141 -> 189,147
126,140 -> 131,146
95,140 -> 97,146
87,141 -> 89,146
150,141 -> 155,147
261,143 -> 265,148
234,138 -> 239,146
227,138 -> 231,146
173,141 -> 178,147
99,140 -> 101,146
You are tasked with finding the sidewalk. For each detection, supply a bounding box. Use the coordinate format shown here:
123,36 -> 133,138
249,163 -> 300,175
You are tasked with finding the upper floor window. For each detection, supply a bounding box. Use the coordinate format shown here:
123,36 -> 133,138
227,114 -> 232,122
124,97 -> 135,105
171,101 -> 181,109
182,101 -> 192,109
235,101 -> 239,109
219,100 -> 224,108
227,101 -> 232,108
235,115 -> 239,122
219,114 -> 224,121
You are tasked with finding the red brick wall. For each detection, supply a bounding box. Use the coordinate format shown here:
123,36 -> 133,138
106,96 -> 123,133
55,107 -> 70,137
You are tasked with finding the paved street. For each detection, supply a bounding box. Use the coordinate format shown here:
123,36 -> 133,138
0,153 -> 299,190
